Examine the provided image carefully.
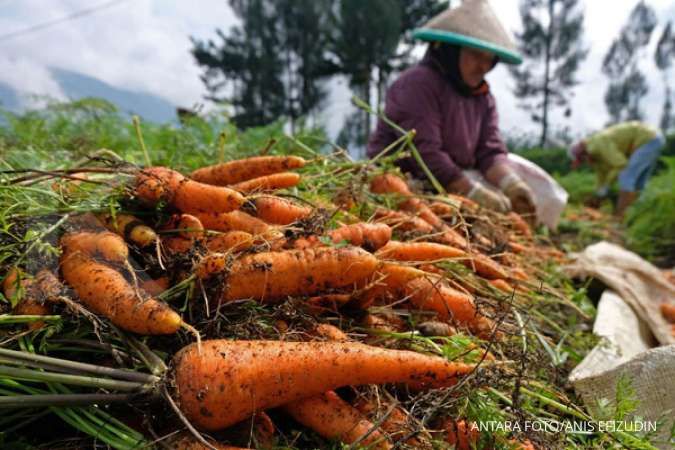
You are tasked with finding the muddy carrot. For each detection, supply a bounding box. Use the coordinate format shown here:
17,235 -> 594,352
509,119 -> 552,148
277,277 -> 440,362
232,172 -> 300,194
172,340 -> 474,430
191,155 -> 306,186
328,222 -> 392,251
247,196 -> 311,225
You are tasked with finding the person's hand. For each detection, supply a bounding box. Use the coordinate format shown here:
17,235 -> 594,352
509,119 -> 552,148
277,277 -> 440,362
467,182 -> 511,213
500,174 -> 536,221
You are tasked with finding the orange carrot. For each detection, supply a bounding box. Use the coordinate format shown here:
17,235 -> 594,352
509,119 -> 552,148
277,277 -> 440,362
373,208 -> 434,234
490,279 -> 514,294
173,340 -> 474,430
508,212 -> 533,238
231,172 -> 300,194
369,173 -> 412,196
377,241 -> 508,280
135,167 -> 245,213
398,197 -> 444,229
197,246 -> 378,303
660,303 -> 675,324
162,236 -> 196,255
446,193 -> 479,211
60,252 -> 182,334
162,214 -> 205,240
60,231 -> 129,264
191,155 -> 306,186
205,231 -> 255,253
99,214 -> 158,248
328,222 -> 392,251
356,263 -> 428,309
139,276 -> 170,296
194,211 -> 270,235
170,435 -> 251,450
353,398 -> 427,448
306,294 -> 352,314
405,277 -> 495,338
13,297 -> 51,330
441,419 -> 480,450
283,391 -> 392,450
248,196 -> 311,225
434,225 -> 469,249
313,323 -> 350,341
377,241 -> 464,261
417,321 -> 457,337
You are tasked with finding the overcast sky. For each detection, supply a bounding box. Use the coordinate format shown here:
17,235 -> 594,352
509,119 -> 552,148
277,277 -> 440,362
1,0 -> 674,142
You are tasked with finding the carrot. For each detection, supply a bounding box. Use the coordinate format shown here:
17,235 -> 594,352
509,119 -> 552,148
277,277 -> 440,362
377,241 -> 508,280
377,241 -> 464,260
306,294 -> 352,314
99,214 -> 158,248
247,196 -> 311,225
13,298 -> 51,330
162,214 -> 205,240
510,267 -> 530,281
429,201 -> 458,218
446,193 -> 479,211
441,419 -> 480,450
194,211 -> 270,236
355,263 -> 429,309
328,222 -> 392,251
508,212 -> 533,238
173,339 -> 474,430
660,303 -> 675,324
490,279 -> 514,294
398,197 -> 444,229
198,246 -> 378,304
434,225 -> 469,249
405,277 -> 495,338
508,241 -> 528,254
139,276 -> 170,296
369,173 -> 412,196
353,398 -> 428,449
191,155 -> 306,186
283,391 -> 392,450
373,208 -> 434,234
313,323 -> 350,341
417,321 -> 457,337
60,231 -> 129,264
162,236 -> 196,255
231,172 -> 300,194
205,231 -> 255,253
361,313 -> 406,332
60,252 -> 182,334
170,435 -> 251,450
135,167 -> 245,214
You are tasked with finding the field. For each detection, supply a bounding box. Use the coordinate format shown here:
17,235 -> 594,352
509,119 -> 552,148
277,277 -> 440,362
0,99 -> 672,449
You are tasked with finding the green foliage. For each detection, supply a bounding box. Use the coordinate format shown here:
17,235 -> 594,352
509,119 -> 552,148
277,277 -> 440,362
512,146 -> 573,175
191,0 -> 334,129
555,170 -> 596,204
625,156 -> 675,265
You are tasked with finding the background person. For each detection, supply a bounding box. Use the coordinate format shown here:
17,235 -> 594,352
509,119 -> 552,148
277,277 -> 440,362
568,121 -> 664,217
367,0 -> 536,220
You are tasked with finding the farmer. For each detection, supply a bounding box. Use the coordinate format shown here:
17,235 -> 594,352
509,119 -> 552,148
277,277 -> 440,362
568,121 -> 664,217
367,0 -> 535,218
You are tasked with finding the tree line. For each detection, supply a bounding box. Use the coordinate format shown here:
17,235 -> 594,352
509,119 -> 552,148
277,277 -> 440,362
191,0 -> 675,151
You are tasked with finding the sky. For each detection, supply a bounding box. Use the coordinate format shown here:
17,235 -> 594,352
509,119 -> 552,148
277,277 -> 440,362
1,0 -> 674,142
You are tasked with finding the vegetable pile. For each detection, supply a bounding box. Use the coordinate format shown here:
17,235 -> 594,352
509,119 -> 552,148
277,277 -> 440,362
0,122 -> 662,449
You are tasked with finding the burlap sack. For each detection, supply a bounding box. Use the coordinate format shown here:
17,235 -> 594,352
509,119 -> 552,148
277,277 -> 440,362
564,241 -> 675,345
569,291 -> 675,449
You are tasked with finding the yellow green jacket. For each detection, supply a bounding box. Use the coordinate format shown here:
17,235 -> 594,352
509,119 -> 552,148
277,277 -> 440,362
585,121 -> 658,188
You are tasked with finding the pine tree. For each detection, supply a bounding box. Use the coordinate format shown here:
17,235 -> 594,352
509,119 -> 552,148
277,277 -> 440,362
330,0 -> 447,153
602,1 -> 657,123
509,0 -> 588,147
655,22 -> 675,132
191,0 -> 333,129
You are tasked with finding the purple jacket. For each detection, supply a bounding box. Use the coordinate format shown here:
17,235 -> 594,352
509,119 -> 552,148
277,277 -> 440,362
367,59 -> 508,187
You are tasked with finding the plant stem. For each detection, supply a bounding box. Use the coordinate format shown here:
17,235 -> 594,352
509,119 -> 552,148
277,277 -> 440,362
0,365 -> 147,392
0,347 -> 158,383
0,393 -> 136,408
0,314 -> 61,324
132,115 -> 151,167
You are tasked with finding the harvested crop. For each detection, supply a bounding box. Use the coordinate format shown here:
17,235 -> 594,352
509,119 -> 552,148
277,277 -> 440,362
191,155 -> 306,186
60,252 -> 182,334
247,196 -> 311,225
283,391 -> 392,449
231,172 -> 300,194
135,167 -> 245,213
172,340 -> 474,430
328,222 -> 392,251
60,231 -> 129,264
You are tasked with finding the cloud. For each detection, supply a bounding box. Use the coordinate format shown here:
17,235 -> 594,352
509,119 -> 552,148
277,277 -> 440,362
0,56 -> 66,108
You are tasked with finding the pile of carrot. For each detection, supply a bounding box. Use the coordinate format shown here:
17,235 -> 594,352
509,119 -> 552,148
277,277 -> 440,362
1,154 -> 563,450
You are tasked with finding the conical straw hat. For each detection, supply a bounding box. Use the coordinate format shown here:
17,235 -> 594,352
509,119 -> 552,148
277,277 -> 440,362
413,0 -> 522,64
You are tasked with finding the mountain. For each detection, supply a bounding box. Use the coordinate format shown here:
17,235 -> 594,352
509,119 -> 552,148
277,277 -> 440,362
0,69 -> 177,123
